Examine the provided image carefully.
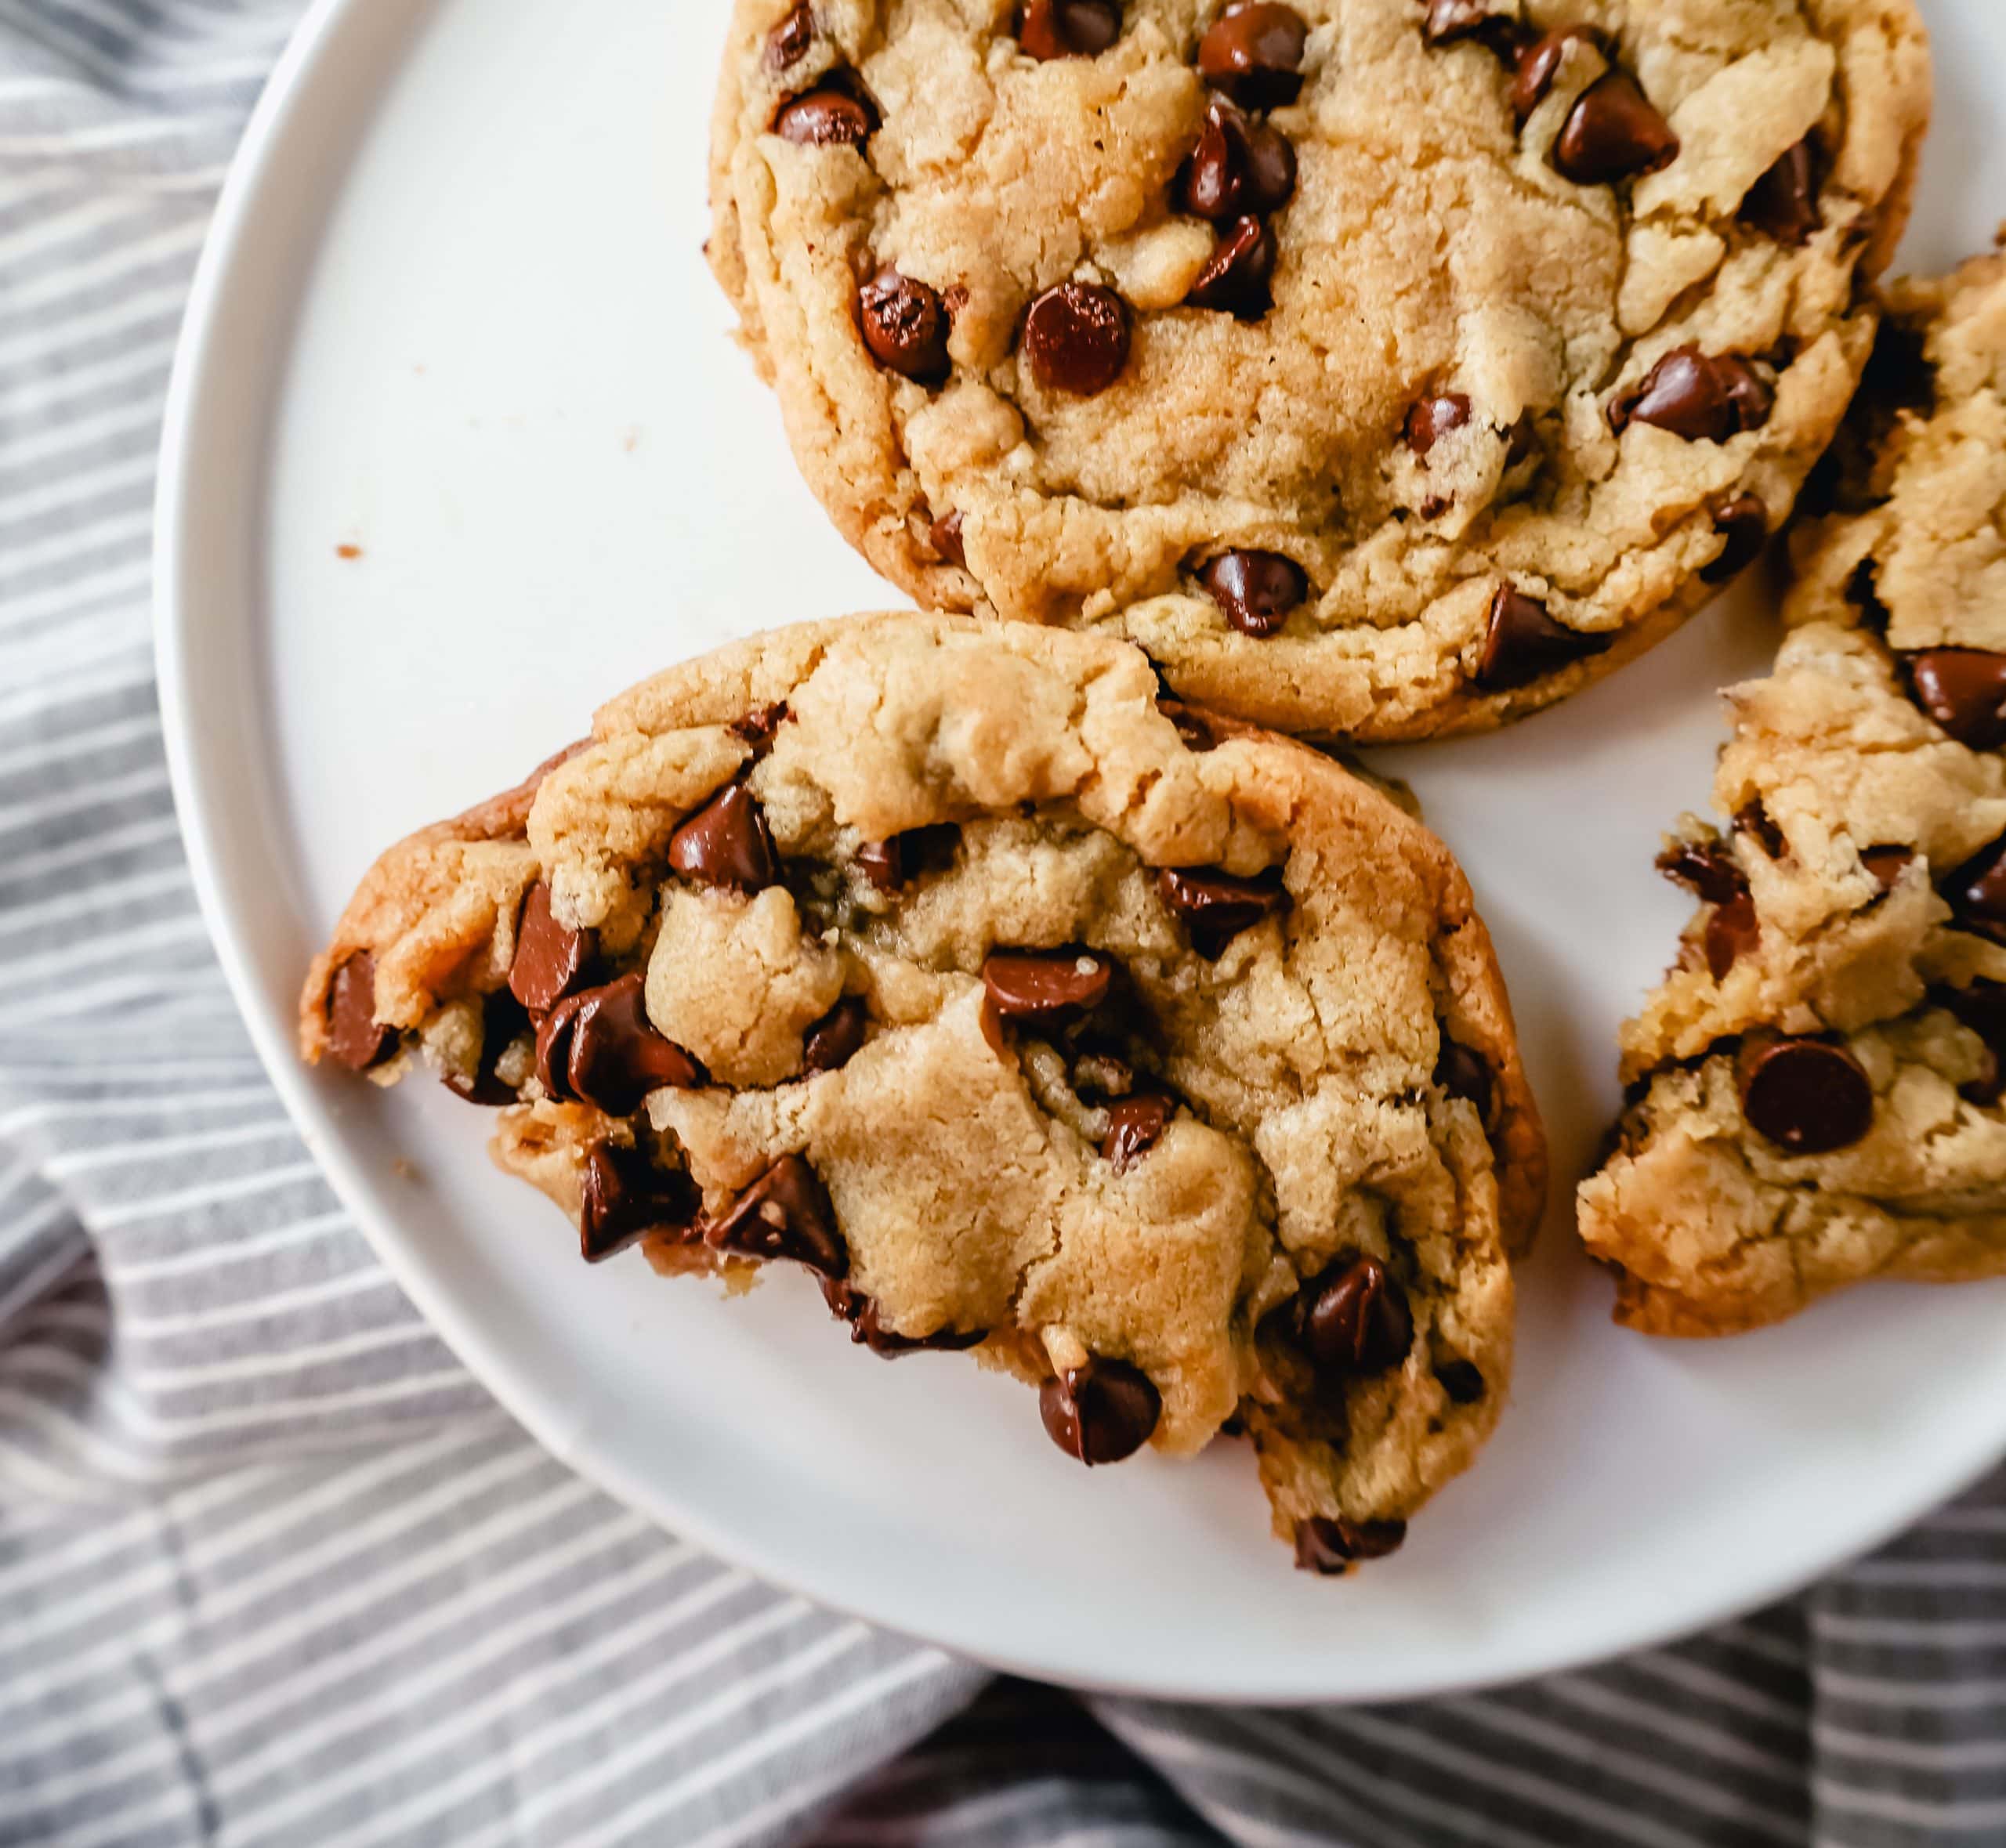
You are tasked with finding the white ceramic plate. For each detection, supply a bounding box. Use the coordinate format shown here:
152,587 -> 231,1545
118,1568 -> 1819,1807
158,0 -> 2006,1705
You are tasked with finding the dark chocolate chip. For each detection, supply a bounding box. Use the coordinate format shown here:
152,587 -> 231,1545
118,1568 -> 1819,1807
1405,392 -> 1472,459
802,995 -> 870,1074
1158,700 -> 1219,750
1735,799 -> 1785,859
1157,865 -> 1290,958
1935,983 -> 2006,1107
1702,494 -> 1769,584
1017,0 -> 1122,60
1657,839 -> 1747,906
1738,1036 -> 1874,1155
1294,1515 -> 1407,1574
929,508 -> 967,568
731,703 -> 790,754
1197,2 -> 1309,108
1103,1091 -> 1174,1174
1435,1039 -> 1495,1130
856,823 -> 958,892
1436,1358 -> 1486,1405
1740,138 -> 1821,246
1423,0 -> 1526,54
444,989 -> 530,1105
1039,1357 -> 1161,1465
328,953 -> 397,1072
1704,891 -> 1760,981
1475,585 -> 1613,692
1508,26 -> 1599,124
1022,282 -> 1132,396
1552,68 -> 1679,184
1299,1255 -> 1414,1376
580,1141 -> 701,1264
1862,845 -> 1915,893
1197,549 -> 1307,638
983,947 -> 1116,1022
1610,347 -> 1773,443
767,5 -> 814,69
1943,835 -> 2006,945
1905,649 -> 2006,751
1186,215 -> 1277,320
702,1152 -> 848,1277
857,267 -> 951,385
668,780 -> 780,894
537,972 -> 703,1116
1180,96 -> 1297,220
775,85 -> 875,148
509,881 -> 597,1014
821,1277 -> 987,1357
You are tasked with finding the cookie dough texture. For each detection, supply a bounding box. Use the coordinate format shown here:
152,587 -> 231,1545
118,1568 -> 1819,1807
708,0 -> 1929,740
1579,255 -> 2006,1338
302,614 -> 1544,1560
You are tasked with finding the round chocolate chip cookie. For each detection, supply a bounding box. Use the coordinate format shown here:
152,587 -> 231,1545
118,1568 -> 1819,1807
707,0 -> 1930,740
302,614 -> 1545,1569
1579,255 -> 2006,1337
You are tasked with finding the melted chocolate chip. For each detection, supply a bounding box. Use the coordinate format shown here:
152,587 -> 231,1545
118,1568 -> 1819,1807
821,1278 -> 988,1357
731,703 -> 790,754
327,953 -> 397,1072
1197,549 -> 1307,638
1423,0 -> 1525,52
1186,215 -> 1277,320
537,972 -> 704,1116
1157,865 -> 1289,958
668,781 -> 779,893
1862,845 -> 1915,892
1935,983 -> 2006,1107
1703,494 -> 1769,584
1159,700 -> 1219,751
1657,839 -> 1747,906
1943,835 -> 2006,944
1704,891 -> 1761,981
509,882 -> 597,1014
767,5 -> 814,69
857,268 -> 951,385
1022,283 -> 1132,396
856,824 -> 958,892
1610,347 -> 1773,443
1436,1359 -> 1486,1405
1299,1255 -> 1413,1376
1553,68 -> 1679,184
983,948 -> 1115,1021
1197,2 -> 1309,109
1405,392 -> 1472,459
929,508 -> 968,568
1738,1036 -> 1874,1155
1180,96 -> 1297,220
1740,139 -> 1821,246
1294,1515 -> 1407,1574
1039,1357 -> 1161,1465
802,995 -> 870,1074
1735,799 -> 1786,859
1476,585 -> 1613,692
774,83 -> 876,147
444,989 -> 530,1105
1103,1092 -> 1174,1174
1017,0 -> 1122,60
1508,26 -> 1599,124
1436,1039 -> 1495,1130
1905,649 -> 2006,751
580,1142 -> 701,1264
702,1153 -> 847,1277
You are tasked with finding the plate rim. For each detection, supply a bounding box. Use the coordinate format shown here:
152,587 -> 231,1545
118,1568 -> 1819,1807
153,0 -> 2006,1705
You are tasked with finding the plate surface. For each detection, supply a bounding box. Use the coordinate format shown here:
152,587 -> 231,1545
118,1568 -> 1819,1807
158,0 -> 2006,1704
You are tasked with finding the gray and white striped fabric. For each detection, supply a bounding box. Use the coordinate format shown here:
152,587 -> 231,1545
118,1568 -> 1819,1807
2,5 -> 2003,1845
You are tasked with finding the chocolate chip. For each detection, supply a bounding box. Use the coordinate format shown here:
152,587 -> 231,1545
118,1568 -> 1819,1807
983,948 -> 1115,1022
1862,846 -> 1914,892
444,989 -> 530,1105
1197,2 -> 1309,109
856,824 -> 958,893
1158,700 -> 1219,750
328,953 -> 397,1072
1552,68 -> 1679,184
1436,1359 -> 1486,1405
580,1142 -> 701,1264
1508,27 -> 1599,124
857,267 -> 951,385
1197,549 -> 1307,638
1704,891 -> 1760,980
1657,839 -> 1747,906
1735,799 -> 1785,859
1702,494 -> 1769,584
1475,585 -> 1613,692
1905,649 -> 2006,751
1610,347 -> 1773,443
1405,392 -> 1472,460
1935,983 -> 2006,1107
1423,0 -> 1524,53
1299,1255 -> 1413,1376
767,5 -> 814,69
730,703 -> 790,754
509,881 -> 597,1014
1435,1039 -> 1495,1130
536,972 -> 704,1116
1157,865 -> 1290,958
802,996 -> 870,1074
1418,494 -> 1452,521
1738,1036 -> 1873,1155
1294,1515 -> 1407,1574
929,508 -> 967,568
1022,282 -> 1131,396
1038,1357 -> 1161,1465
1943,835 -> 2006,945
702,1153 -> 847,1277
1017,0 -> 1122,60
1180,96 -> 1297,219
774,81 -> 878,147
668,780 -> 779,893
1740,138 -> 1820,246
821,1278 -> 987,1357
1186,215 -> 1277,319
1103,1092 -> 1173,1174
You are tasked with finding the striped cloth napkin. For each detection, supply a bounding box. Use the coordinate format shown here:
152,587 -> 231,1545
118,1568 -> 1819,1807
2,4 -> 2002,1844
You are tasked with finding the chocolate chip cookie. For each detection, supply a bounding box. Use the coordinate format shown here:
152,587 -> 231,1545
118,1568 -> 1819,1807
707,0 -> 1930,740
1579,254 -> 2006,1338
302,614 -> 1545,1568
